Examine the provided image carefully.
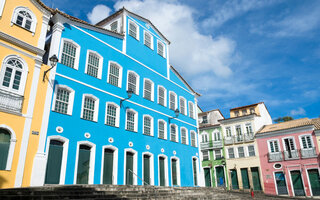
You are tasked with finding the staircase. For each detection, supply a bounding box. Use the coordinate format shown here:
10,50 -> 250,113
0,185 -> 290,200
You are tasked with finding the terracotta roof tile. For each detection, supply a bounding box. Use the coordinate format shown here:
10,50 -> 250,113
311,118 -> 320,130
257,118 -> 312,134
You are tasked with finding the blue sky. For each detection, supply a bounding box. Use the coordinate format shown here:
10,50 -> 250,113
43,0 -> 320,120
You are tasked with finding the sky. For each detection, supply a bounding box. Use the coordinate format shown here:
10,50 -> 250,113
43,0 -> 320,120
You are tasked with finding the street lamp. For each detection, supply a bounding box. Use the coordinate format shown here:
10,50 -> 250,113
120,88 -> 134,106
43,54 -> 59,81
169,108 -> 180,122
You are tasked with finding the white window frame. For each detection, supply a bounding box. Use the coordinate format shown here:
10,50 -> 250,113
213,131 -> 221,141
107,61 -> 123,88
51,85 -> 75,115
123,148 -> 138,185
190,130 -> 197,147
299,134 -> 314,149
0,124 -> 17,170
179,96 -> 187,115
170,124 -> 178,142
157,40 -> 165,58
170,157 -> 181,186
225,127 -> 232,137
85,50 -> 103,79
237,146 -> 245,158
282,136 -> 296,151
59,38 -> 81,70
0,0 -> 6,17
73,141 -> 96,184
126,70 -> 140,95
158,154 -> 169,186
143,78 -> 154,101
11,6 -> 37,34
202,150 -> 210,161
0,55 -> 28,95
227,147 -> 235,159
100,145 -> 118,184
188,101 -> 195,119
80,94 -> 99,122
128,20 -> 139,40
267,139 -> 281,153
143,114 -> 154,136
125,108 -> 138,132
180,127 -> 189,145
201,132 -> 209,143
142,152 -> 155,185
157,85 -> 167,107
105,102 -> 120,127
169,91 -> 177,110
214,149 -> 222,160
143,30 -> 153,49
247,145 -> 256,157
158,119 -> 167,140
245,123 -> 253,134
110,20 -> 119,32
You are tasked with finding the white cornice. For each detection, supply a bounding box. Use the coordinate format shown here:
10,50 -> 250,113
0,31 -> 45,56
30,0 -> 51,17
219,114 -> 256,125
256,125 -> 315,139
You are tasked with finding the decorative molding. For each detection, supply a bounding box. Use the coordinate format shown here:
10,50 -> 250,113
256,125 -> 314,139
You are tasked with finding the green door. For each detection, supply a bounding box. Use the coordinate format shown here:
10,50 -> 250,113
204,168 -> 211,187
103,149 -> 114,184
291,170 -> 305,196
241,168 -> 250,189
172,159 -> 177,186
216,166 -> 225,187
76,145 -> 91,184
230,169 -> 239,189
0,129 -> 10,170
251,167 -> 262,191
192,158 -> 198,186
45,140 -> 63,184
126,152 -> 134,185
308,169 -> 320,196
143,155 -> 150,185
275,172 -> 288,195
159,157 -> 165,186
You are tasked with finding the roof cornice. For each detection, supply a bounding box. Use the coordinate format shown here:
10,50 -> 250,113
219,114 -> 257,124
256,125 -> 315,139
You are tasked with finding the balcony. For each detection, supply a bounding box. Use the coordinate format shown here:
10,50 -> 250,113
212,140 -> 223,148
244,133 -> 254,142
268,152 -> 283,162
301,147 -> 317,158
284,150 -> 299,160
234,135 -> 244,143
224,137 -> 234,145
0,89 -> 23,113
200,142 -> 211,150
200,140 -> 223,150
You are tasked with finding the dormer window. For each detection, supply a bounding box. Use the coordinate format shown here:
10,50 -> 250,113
250,108 -> 255,114
202,116 -> 208,124
110,21 -> 118,32
242,109 -> 247,115
12,7 -> 37,33
129,21 -> 139,40
234,111 -> 240,117
144,31 -> 153,49
157,41 -> 165,57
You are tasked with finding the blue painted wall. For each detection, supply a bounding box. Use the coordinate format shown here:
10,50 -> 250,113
45,14 -> 199,187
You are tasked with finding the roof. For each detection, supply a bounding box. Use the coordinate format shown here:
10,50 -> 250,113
257,118 -> 313,134
35,0 -> 54,13
198,109 -> 224,118
170,66 -> 201,97
199,123 -> 220,129
218,113 -> 258,123
96,7 -> 170,44
197,105 -> 204,113
230,102 -> 263,111
311,118 -> 320,130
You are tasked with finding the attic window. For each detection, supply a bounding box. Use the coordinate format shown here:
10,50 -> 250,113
242,109 -> 247,115
157,40 -> 165,57
250,108 -> 255,114
202,116 -> 208,124
110,21 -> 118,32
129,21 -> 138,40
234,111 -> 240,117
144,31 -> 152,49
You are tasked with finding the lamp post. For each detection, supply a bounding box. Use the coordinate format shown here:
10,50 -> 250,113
120,88 -> 134,106
43,54 -> 59,81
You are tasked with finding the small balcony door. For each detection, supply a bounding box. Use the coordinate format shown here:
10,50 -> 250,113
230,169 -> 239,189
204,168 -> 211,187
45,140 -> 64,184
143,155 -> 150,185
126,152 -> 134,185
103,149 -> 114,184
290,170 -> 305,196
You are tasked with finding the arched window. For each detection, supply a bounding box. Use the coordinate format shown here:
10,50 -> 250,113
60,39 -> 80,69
127,71 -> 139,95
126,109 -> 138,132
143,79 -> 154,101
181,127 -> 188,145
85,50 -> 103,79
158,120 -> 167,139
169,91 -> 177,110
0,56 -> 28,95
188,101 -> 195,119
52,85 -> 75,115
170,124 -> 178,142
0,128 -> 11,170
179,97 -> 186,115
191,131 -> 197,147
81,94 -> 99,122
108,62 -> 122,88
128,21 -> 139,40
158,86 -> 166,106
11,7 -> 37,33
105,102 -> 120,127
143,115 -> 153,136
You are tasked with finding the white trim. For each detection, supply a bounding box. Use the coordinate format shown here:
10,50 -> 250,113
0,124 -> 16,170
305,167 -> 320,197
80,94 -> 99,122
158,154 -> 169,186
143,78 -> 154,101
0,54 -> 28,96
73,141 -> 96,184
267,139 -> 281,153
51,84 -> 75,115
170,156 -> 181,186
143,114 -> 154,136
0,0 -> 5,16
299,134 -> 314,149
192,156 -> 200,186
288,169 -> 307,197
157,85 -> 167,107
125,108 -> 138,132
142,152 -> 154,185
55,73 -> 198,128
200,131 -> 209,143
188,101 -> 195,119
59,38 -> 81,70
190,130 -> 197,147
123,148 -> 138,185
105,102 -> 120,127
170,124 -> 178,142
128,20 -> 139,40
126,70 -> 140,95
107,61 -> 123,88
227,147 -> 235,159
169,91 -> 177,110
179,96 -> 187,115
247,144 -> 256,157
158,119 -> 167,140
44,135 -> 69,185
143,30 -> 153,50
273,170 -> 289,195
180,127 -> 189,145
11,6 -> 37,34
157,40 -> 166,58
100,145 -> 118,185
202,149 -> 210,161
213,149 -> 222,160
85,50 -> 103,79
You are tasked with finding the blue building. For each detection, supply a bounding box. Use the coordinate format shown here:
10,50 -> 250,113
30,8 -> 201,187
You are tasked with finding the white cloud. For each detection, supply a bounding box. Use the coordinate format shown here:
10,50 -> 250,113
290,107 -> 306,116
87,5 -> 111,24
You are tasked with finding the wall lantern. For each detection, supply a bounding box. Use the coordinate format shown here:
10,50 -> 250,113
43,54 -> 59,81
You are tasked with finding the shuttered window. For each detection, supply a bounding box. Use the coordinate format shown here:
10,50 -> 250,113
126,111 -> 135,132
158,87 -> 165,106
129,22 -> 137,39
143,116 -> 152,136
144,80 -> 152,100
106,104 -> 117,127
158,121 -> 165,139
169,92 -> 176,110
181,128 -> 187,144
82,96 -> 96,121
170,125 -> 177,142
189,102 -> 194,118
191,131 -> 196,147
301,135 -> 313,149
86,52 -> 100,78
61,42 -> 77,68
128,72 -> 137,94
108,63 -> 120,87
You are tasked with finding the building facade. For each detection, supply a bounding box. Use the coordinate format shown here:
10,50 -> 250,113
30,8 -> 202,187
0,0 -> 51,188
256,118 -> 320,197
198,109 -> 229,189
219,102 -> 272,191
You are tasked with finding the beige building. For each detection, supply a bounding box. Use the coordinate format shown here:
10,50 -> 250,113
219,102 -> 272,191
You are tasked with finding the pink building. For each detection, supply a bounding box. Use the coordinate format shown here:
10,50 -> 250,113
256,118 -> 320,197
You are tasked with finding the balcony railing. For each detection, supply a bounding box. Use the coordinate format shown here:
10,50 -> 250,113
200,142 -> 211,150
234,135 -> 244,143
0,89 -> 23,113
244,133 -> 254,142
284,150 -> 299,160
212,140 -> 223,148
224,133 -> 254,145
301,147 -> 317,158
268,152 -> 283,162
200,140 -> 223,150
224,137 -> 234,145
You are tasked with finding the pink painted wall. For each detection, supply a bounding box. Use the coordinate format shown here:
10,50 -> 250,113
257,130 -> 320,197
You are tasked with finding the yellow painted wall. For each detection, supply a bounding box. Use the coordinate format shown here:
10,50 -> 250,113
230,105 -> 260,118
0,0 -> 46,47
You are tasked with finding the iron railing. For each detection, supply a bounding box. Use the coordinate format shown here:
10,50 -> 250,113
301,147 -> 317,158
127,169 -> 149,185
200,140 -> 223,149
268,152 -> 283,162
224,133 -> 254,145
284,150 -> 299,160
0,89 -> 23,113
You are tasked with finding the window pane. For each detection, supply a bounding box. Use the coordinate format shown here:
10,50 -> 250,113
87,53 -> 99,78
126,111 -> 135,131
12,70 -> 22,90
16,15 -> 23,26
189,102 -> 194,118
228,148 -> 235,158
129,23 -> 137,38
170,93 -> 175,110
144,33 -> 151,48
106,104 -> 117,126
238,147 -> 245,157
128,73 -> 137,94
180,98 -> 185,115
158,121 -> 165,139
61,42 -> 76,68
143,117 -> 151,135
158,42 -> 164,56
83,97 -> 95,121
54,88 -> 70,114
181,129 -> 187,144
109,63 -> 120,87
110,21 -> 118,32
248,146 -> 255,156
158,87 -> 165,106
191,132 -> 196,147
170,125 -> 176,142
144,80 -> 152,100
25,20 -> 32,30
2,67 -> 12,87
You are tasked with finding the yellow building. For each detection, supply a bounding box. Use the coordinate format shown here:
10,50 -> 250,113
219,102 -> 272,191
0,0 -> 51,188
